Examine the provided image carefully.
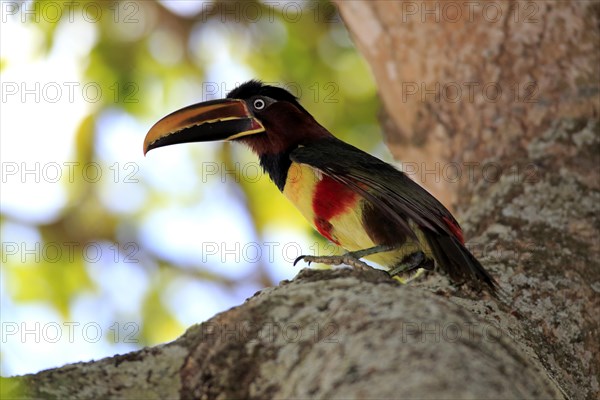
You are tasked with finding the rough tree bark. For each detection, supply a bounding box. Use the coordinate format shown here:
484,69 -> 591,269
0,269 -> 567,399
333,0 -> 599,398
3,1 -> 598,399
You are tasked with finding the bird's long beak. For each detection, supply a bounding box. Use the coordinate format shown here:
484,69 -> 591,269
143,99 -> 265,155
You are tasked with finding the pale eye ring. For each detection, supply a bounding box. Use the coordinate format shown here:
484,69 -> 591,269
253,98 -> 266,110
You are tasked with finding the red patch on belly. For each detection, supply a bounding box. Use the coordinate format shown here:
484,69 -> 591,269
314,217 -> 339,245
312,176 -> 359,243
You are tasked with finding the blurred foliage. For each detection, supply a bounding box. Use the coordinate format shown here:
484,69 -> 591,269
1,0 -> 380,361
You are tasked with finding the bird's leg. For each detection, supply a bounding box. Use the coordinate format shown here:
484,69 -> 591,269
293,245 -> 394,271
346,245 -> 395,259
388,251 -> 434,281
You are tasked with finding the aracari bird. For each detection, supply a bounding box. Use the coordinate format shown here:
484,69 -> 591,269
144,80 -> 496,291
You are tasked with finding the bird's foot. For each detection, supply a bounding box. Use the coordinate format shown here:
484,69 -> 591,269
294,245 -> 395,271
388,251 -> 434,278
392,269 -> 425,284
294,253 -> 372,271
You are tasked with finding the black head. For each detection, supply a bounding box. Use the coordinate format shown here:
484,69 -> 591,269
227,80 -> 311,116
225,80 -> 331,155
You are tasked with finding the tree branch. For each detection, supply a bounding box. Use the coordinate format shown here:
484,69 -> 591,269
3,268 -> 566,399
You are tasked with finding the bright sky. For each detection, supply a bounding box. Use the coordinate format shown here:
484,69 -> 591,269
0,3 -> 302,376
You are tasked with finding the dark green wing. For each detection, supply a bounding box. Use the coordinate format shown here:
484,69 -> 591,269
290,137 -> 460,240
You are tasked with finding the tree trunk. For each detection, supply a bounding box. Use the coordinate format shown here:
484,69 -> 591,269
333,0 -> 600,399
3,1 -> 598,399
0,269 -> 566,399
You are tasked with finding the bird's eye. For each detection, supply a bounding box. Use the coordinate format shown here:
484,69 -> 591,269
253,98 -> 266,110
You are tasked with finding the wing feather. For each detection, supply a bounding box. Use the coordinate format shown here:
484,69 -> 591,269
290,137 -> 460,239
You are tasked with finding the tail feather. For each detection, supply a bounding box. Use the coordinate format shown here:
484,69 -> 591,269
426,233 -> 497,292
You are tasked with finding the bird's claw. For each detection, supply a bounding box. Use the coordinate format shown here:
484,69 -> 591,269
294,254 -> 326,267
293,255 -> 307,266
293,253 -> 373,271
